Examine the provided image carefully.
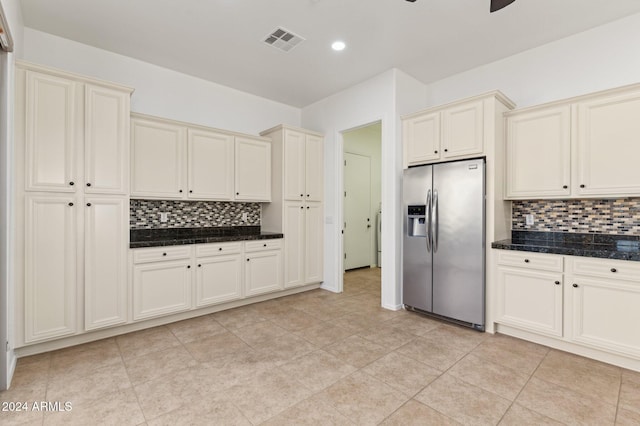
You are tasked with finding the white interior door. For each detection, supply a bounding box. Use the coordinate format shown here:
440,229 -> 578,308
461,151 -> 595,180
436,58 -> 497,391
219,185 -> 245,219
344,152 -> 371,270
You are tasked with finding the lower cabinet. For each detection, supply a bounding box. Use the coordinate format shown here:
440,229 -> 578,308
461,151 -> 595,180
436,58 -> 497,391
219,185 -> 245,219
495,250 -> 640,364
195,242 -> 243,307
245,240 -> 283,297
133,258 -> 193,321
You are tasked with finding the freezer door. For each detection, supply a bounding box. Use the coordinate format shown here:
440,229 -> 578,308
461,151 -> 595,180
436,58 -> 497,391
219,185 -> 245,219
432,159 -> 485,326
402,165 -> 433,312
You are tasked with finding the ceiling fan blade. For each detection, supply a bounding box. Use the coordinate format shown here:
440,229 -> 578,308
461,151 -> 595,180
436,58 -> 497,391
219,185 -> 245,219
490,0 -> 516,13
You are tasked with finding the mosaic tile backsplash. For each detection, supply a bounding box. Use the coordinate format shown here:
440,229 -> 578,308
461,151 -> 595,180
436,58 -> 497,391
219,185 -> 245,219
130,199 -> 261,229
512,198 -> 640,235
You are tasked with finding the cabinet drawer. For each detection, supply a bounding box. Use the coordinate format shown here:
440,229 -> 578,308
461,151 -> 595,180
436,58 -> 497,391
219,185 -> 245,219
497,250 -> 563,272
132,245 -> 193,264
196,242 -> 242,257
245,239 -> 283,252
570,257 -> 640,282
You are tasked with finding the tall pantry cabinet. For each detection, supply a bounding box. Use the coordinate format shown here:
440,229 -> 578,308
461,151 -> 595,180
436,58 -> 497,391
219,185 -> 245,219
14,61 -> 133,345
261,126 -> 324,288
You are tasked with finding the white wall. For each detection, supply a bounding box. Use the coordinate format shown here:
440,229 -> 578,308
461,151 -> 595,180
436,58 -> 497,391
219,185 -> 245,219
22,29 -> 301,135
302,68 -> 428,310
0,0 -> 23,391
343,123 -> 382,267
425,12 -> 640,109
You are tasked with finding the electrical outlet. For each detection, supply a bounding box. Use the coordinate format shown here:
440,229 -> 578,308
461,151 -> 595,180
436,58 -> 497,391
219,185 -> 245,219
160,212 -> 169,223
242,212 -> 248,221
525,214 -> 534,226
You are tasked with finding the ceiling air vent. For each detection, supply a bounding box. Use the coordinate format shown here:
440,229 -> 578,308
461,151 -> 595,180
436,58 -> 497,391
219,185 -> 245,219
263,27 -> 305,52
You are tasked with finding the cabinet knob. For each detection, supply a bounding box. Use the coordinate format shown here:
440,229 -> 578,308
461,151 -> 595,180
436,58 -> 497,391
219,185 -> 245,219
263,243 -> 267,247
198,264 -> 201,267
444,148 -> 448,152
611,268 -> 617,273
69,181 -> 75,186
300,206 -> 303,209
218,247 -> 222,251
236,192 -> 240,195
580,184 -> 585,188
434,150 -> 438,154
179,189 -> 183,193
554,281 -> 560,285
68,202 -> 74,206
187,265 -> 191,269
300,194 -> 304,197
189,190 -> 193,193
307,206 -> 310,209
246,258 -> 250,262
572,283 -> 578,288
562,185 -> 568,189
86,203 -> 91,207
163,252 -> 167,256
524,259 -> 530,263
306,194 -> 310,197
86,182 -> 91,187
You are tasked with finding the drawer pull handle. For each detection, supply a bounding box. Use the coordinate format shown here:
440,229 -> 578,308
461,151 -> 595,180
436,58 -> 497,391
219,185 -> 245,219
524,259 -> 530,263
572,283 -> 578,288
554,281 -> 560,285
163,253 -> 167,256
611,268 -> 617,273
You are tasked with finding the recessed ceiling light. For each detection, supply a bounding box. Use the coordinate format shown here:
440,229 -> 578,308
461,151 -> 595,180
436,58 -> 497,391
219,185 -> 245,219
331,41 -> 346,51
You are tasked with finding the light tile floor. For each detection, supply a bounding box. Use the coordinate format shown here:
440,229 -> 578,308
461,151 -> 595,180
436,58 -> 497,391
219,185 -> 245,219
2,267 -> 640,425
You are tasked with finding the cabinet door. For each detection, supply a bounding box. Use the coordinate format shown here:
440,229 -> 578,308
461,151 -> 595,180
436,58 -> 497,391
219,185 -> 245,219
131,118 -> 186,198
187,129 -> 234,200
133,260 -> 192,320
235,137 -> 271,201
568,276 -> 640,359
283,129 -> 306,201
496,267 -> 563,338
304,202 -> 324,284
24,194 -> 77,342
505,106 -> 571,198
403,112 -> 441,166
305,134 -> 324,202
85,85 -> 130,194
195,255 -> 242,307
25,71 -> 78,192
442,100 -> 484,159
84,196 -> 128,330
284,201 -> 305,288
576,92 -> 640,196
245,250 -> 283,296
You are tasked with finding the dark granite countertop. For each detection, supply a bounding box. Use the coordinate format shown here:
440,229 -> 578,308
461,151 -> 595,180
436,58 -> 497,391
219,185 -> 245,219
130,226 -> 283,249
492,231 -> 640,261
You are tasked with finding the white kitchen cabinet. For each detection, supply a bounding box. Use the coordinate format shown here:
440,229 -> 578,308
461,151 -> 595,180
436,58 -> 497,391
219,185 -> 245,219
283,201 -> 305,288
24,194 -> 77,343
84,84 -> 130,195
131,116 -> 186,199
575,90 -> 640,197
402,93 -> 514,168
133,258 -> 193,321
566,257 -> 640,359
505,105 -> 571,199
187,128 -> 234,200
244,240 -> 283,297
24,70 -> 78,193
441,99 -> 484,159
235,136 -> 271,202
261,125 -> 325,287
84,196 -> 128,330
195,242 -> 243,307
403,112 -> 440,166
304,202 -> 324,284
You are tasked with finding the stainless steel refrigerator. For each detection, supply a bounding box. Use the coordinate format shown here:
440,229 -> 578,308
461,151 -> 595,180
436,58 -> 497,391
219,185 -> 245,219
402,158 -> 485,331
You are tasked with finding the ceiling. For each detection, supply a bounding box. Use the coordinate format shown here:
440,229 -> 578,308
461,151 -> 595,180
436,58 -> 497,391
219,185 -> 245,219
20,0 -> 640,107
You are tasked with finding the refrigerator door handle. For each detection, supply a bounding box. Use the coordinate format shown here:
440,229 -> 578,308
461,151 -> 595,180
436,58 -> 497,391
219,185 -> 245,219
432,190 -> 439,253
426,189 -> 432,252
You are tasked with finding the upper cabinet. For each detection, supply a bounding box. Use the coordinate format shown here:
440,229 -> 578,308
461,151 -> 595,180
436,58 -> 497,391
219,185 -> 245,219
23,67 -> 132,194
403,93 -> 514,168
130,114 -> 271,202
505,84 -> 640,199
281,128 -> 323,201
505,105 -> 571,198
